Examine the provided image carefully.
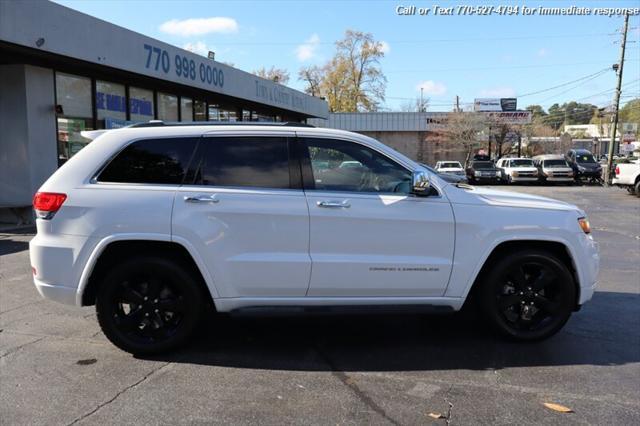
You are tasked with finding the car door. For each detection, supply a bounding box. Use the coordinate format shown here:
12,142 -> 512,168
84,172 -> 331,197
172,133 -> 311,298
298,136 -> 455,297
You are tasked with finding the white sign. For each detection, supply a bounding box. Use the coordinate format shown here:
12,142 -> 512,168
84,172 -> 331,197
484,111 -> 532,124
474,98 -> 502,112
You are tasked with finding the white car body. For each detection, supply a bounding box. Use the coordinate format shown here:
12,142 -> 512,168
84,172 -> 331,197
30,125 -> 599,315
496,158 -> 539,183
612,160 -> 640,188
434,161 -> 465,176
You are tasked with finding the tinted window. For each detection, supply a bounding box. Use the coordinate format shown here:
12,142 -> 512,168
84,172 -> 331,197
303,138 -> 411,193
576,153 -> 596,164
194,137 -> 290,189
98,138 -> 197,184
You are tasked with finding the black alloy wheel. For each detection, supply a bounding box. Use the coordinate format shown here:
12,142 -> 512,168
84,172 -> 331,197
96,257 -> 204,354
479,250 -> 576,341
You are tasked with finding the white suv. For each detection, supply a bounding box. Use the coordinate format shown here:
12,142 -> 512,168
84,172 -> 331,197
434,161 -> 465,176
30,123 -> 599,354
496,157 -> 539,184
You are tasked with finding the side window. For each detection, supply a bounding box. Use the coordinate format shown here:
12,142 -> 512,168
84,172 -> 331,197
193,137 -> 291,189
98,138 -> 197,184
302,138 -> 412,193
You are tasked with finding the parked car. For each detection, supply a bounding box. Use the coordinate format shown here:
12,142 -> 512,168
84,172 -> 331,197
30,122 -> 598,354
422,164 -> 468,184
465,160 -> 501,184
495,157 -> 539,184
434,161 -> 465,176
612,160 -> 640,197
565,149 -> 602,184
532,155 -> 574,184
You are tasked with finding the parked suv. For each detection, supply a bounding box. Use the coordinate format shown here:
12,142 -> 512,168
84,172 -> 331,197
465,160 -> 501,184
495,157 -> 539,184
532,155 -> 574,184
30,123 -> 599,354
565,149 -> 602,183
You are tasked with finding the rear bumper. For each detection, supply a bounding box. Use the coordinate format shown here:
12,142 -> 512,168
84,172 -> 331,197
33,278 -> 77,305
29,232 -> 98,306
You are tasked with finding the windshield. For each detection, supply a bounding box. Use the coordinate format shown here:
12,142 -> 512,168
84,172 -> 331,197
544,159 -> 569,168
440,162 -> 462,168
576,153 -> 596,164
472,161 -> 494,169
510,159 -> 533,167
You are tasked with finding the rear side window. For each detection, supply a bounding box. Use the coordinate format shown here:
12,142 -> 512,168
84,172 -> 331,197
98,138 -> 198,184
192,137 -> 291,189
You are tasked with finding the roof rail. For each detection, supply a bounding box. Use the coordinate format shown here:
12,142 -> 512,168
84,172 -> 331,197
127,121 -> 315,128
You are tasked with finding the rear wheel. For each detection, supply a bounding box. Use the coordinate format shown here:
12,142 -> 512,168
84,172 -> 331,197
96,256 -> 204,355
478,250 -> 576,341
635,180 -> 640,198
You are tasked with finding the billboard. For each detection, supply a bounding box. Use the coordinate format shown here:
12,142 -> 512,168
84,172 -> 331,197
474,98 -> 517,112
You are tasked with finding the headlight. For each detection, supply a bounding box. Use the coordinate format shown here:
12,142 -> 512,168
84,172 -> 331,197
578,166 -> 586,172
578,217 -> 591,234
512,171 -> 519,177
474,171 -> 481,177
532,170 -> 538,176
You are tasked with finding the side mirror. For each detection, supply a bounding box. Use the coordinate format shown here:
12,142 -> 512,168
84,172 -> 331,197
412,170 -> 431,195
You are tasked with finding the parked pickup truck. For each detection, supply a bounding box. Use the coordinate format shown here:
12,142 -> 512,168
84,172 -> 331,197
612,160 -> 640,197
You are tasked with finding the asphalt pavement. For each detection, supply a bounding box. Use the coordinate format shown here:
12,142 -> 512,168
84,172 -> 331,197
1,185 -> 639,425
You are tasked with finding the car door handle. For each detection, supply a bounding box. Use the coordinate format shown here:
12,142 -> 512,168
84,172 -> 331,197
317,200 -> 350,208
184,194 -> 219,204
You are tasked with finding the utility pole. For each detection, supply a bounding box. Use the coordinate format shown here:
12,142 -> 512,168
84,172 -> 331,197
606,12 -> 629,184
420,88 -> 424,112
455,95 -> 460,112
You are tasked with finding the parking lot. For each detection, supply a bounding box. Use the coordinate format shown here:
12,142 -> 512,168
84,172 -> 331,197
1,185 -> 638,425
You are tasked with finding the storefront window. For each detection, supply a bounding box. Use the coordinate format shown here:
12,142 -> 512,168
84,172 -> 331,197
129,86 -> 154,122
242,110 -> 252,122
194,100 -> 206,121
180,97 -> 193,122
158,92 -> 178,121
55,72 -> 93,164
208,104 -> 220,121
96,80 -> 126,129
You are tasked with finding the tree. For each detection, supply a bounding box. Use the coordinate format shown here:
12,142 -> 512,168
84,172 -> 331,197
252,66 -> 290,85
442,112 -> 486,162
298,30 -> 387,112
619,98 -> 640,137
298,65 -> 322,96
526,105 -> 547,123
542,102 -> 597,130
399,96 -> 429,112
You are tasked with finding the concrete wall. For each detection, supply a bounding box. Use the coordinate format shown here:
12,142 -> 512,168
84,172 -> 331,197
0,65 -> 57,214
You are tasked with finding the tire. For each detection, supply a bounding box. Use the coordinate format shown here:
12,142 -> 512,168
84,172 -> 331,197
477,250 -> 576,341
635,180 -> 640,198
96,256 -> 204,355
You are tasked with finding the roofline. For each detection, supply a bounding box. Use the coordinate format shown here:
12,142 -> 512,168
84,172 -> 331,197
127,120 -> 315,129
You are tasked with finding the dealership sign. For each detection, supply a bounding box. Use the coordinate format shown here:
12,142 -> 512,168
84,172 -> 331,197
484,111 -> 531,124
474,98 -> 517,112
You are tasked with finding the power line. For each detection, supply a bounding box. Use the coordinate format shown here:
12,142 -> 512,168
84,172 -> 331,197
516,68 -> 610,98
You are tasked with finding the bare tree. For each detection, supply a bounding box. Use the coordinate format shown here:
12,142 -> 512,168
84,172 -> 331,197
253,66 -> 290,85
298,65 -> 322,96
442,112 -> 486,164
399,96 -> 429,112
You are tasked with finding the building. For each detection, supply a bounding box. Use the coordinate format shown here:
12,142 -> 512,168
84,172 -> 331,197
0,0 -> 328,224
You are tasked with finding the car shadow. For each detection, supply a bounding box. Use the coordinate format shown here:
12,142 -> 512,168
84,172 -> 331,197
0,238 -> 30,256
141,290 -> 639,372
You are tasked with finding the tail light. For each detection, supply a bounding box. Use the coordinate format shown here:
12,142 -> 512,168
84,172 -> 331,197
615,166 -> 620,177
33,192 -> 67,219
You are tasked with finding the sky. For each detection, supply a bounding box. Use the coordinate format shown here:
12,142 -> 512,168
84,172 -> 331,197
53,0 -> 640,112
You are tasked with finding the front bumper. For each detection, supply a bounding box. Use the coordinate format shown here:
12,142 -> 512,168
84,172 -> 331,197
545,176 -> 574,182
510,176 -> 538,182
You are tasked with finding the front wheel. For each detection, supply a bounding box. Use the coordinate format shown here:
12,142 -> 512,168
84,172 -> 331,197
96,256 -> 204,355
478,250 -> 576,341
